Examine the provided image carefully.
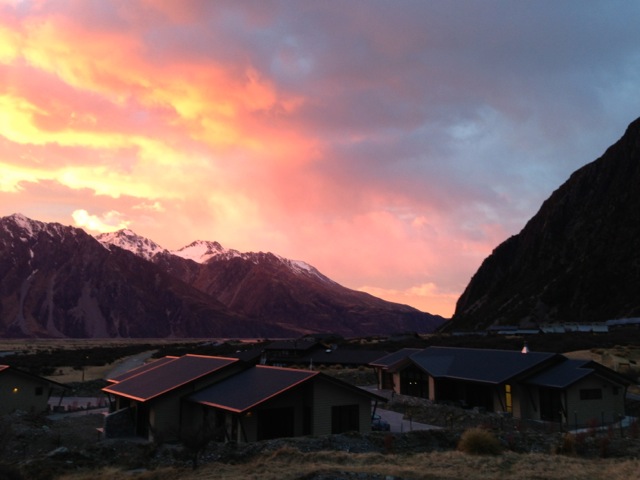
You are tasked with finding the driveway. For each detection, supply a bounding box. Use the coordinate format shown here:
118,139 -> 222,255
374,407 -> 439,433
106,350 -> 157,378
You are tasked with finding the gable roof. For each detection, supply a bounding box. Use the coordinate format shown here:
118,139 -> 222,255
264,340 -> 318,351
301,349 -> 386,366
0,364 -> 68,388
526,359 -> 632,388
409,347 -> 559,385
106,356 -> 177,383
188,365 -> 318,413
103,354 -> 238,402
369,348 -> 422,369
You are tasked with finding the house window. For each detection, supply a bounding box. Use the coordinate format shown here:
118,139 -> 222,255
579,388 -> 602,400
35,387 -> 44,396
505,384 -> 512,413
331,404 -> 359,434
612,387 -> 620,396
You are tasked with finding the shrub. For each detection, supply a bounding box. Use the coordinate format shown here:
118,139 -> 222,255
457,427 -> 502,455
554,433 -> 576,456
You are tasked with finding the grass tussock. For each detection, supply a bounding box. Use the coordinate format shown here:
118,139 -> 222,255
457,427 -> 502,455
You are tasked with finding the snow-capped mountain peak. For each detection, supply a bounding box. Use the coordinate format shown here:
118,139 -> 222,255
172,240 -> 241,263
96,229 -> 167,260
1,213 -> 73,242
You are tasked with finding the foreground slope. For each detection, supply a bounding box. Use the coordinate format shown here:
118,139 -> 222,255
449,117 -> 640,331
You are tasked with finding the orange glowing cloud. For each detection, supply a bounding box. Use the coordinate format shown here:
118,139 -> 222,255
72,209 -> 130,233
3,1 -> 633,320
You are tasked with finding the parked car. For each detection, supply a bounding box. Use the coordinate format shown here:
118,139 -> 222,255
371,413 -> 390,431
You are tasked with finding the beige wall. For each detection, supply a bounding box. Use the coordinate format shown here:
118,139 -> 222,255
312,377 -> 372,436
507,376 -> 626,427
565,376 -> 626,427
0,370 -> 52,415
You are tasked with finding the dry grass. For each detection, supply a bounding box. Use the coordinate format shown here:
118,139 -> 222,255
56,450 -> 640,480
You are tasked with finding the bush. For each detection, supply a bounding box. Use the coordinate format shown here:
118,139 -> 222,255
554,433 -> 576,455
457,427 -> 502,455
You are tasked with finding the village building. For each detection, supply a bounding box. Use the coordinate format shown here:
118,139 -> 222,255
370,346 -> 631,428
102,354 -> 384,443
0,364 -> 66,415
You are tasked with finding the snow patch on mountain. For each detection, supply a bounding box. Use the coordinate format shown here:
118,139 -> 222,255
172,240 -> 242,263
2,213 -> 45,238
94,228 -> 334,284
1,213 -> 74,243
96,229 -> 167,260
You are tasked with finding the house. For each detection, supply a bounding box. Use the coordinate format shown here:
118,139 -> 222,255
237,340 -> 385,369
103,355 -> 244,440
370,346 -> 631,428
260,340 -> 320,366
103,354 -> 385,442
370,348 -> 422,390
0,364 -> 66,415
186,365 -> 382,442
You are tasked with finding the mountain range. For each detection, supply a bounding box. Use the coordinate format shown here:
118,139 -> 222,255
448,116 -> 640,331
0,214 -> 444,338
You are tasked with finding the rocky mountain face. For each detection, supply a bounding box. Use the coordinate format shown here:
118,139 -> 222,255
0,214 -> 444,338
448,117 -> 640,331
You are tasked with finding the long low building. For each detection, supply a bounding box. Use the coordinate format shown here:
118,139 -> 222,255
370,346 -> 632,428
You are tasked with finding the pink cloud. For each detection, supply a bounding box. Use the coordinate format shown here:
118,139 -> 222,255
1,1 -> 639,319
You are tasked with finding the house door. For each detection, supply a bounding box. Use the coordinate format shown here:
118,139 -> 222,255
539,388 -> 563,423
257,407 -> 295,440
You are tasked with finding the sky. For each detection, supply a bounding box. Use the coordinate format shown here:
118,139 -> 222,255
1,1 -> 640,318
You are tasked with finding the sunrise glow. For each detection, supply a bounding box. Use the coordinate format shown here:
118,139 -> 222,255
2,1 -> 640,317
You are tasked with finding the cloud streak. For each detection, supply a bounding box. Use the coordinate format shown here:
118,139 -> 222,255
1,1 -> 640,317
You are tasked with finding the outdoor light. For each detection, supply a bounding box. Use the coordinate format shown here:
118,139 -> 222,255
12,387 -> 18,393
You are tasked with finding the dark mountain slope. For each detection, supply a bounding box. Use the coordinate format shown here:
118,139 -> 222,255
152,251 -> 443,337
0,215 -> 271,338
0,214 -> 444,338
449,117 -> 640,331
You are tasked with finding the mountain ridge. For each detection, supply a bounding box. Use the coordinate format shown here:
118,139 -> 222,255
0,214 -> 444,338
448,116 -> 640,331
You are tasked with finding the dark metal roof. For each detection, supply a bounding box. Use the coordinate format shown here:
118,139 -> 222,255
525,359 -> 593,388
526,359 -> 632,388
264,340 -> 318,351
0,364 -> 68,388
369,348 -> 422,369
409,347 -> 559,385
103,354 -> 238,402
106,356 -> 178,383
301,349 -> 386,366
187,366 -> 318,413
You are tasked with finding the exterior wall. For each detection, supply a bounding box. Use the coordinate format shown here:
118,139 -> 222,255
502,377 -> 625,427
312,377 -> 371,436
150,392 -> 182,441
511,384 -> 530,420
0,370 -> 53,414
391,372 -> 401,395
103,407 -> 135,438
565,376 -> 626,427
